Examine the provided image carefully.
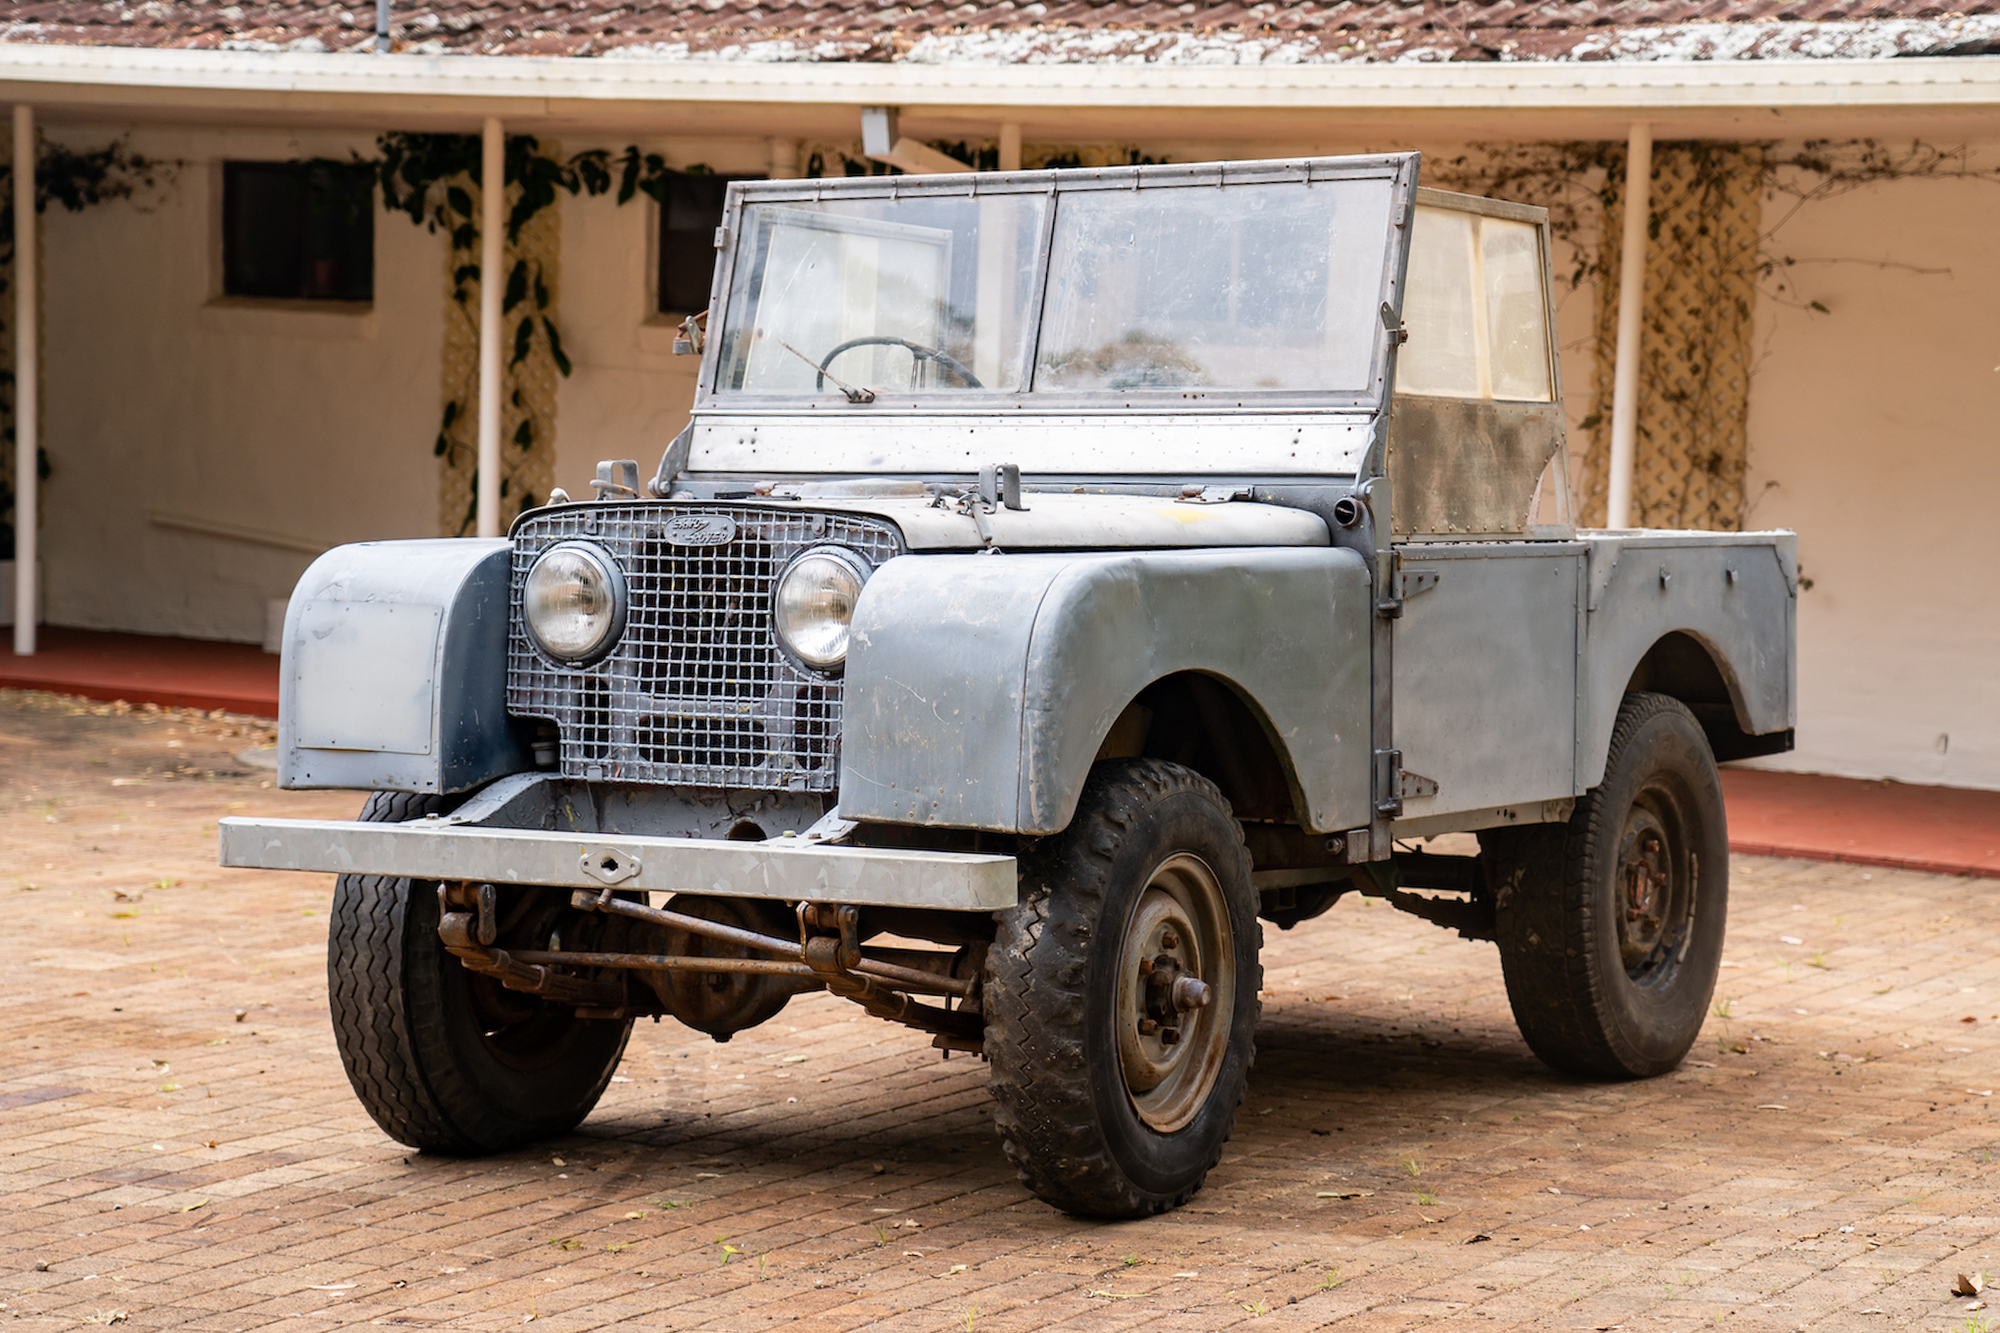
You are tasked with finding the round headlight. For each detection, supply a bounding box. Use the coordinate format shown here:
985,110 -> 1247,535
773,547 -> 871,674
523,542 -> 626,664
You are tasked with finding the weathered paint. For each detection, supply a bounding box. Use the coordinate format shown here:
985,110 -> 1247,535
279,538 -> 532,794
840,544 -> 1373,834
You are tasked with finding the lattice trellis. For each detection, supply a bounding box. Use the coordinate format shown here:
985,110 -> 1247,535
1578,144 -> 1764,532
436,159 -> 562,537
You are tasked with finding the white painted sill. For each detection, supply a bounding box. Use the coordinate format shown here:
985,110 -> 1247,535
199,297 -> 377,341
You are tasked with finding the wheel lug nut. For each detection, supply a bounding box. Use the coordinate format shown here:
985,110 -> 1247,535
1137,958 -> 1155,977
1160,930 -> 1180,950
1171,977 -> 1212,1011
1138,1019 -> 1159,1036
1160,1027 -> 1181,1045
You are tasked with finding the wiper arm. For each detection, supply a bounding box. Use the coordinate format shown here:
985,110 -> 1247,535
779,340 -> 876,404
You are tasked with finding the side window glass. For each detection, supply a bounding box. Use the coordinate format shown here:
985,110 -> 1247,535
658,171 -> 763,316
1399,205 -> 1550,402
222,161 -> 375,302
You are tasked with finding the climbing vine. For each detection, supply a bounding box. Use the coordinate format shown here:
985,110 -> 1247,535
1424,138 -> 1999,529
366,133 -> 718,532
1,136 -> 166,561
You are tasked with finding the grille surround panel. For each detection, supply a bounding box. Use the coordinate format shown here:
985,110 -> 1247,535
507,503 -> 903,791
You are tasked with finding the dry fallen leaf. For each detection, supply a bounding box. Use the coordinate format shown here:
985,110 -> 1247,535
177,1199 -> 208,1213
622,1211 -> 646,1220
306,1283 -> 356,1291
1954,1273 -> 1985,1297
1314,1190 -> 1373,1200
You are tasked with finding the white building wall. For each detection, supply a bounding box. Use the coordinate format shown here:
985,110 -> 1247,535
40,125 -> 441,644
550,137 -> 775,498
1740,143 -> 2000,791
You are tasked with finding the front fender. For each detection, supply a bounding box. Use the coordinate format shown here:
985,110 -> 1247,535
840,547 -> 1372,834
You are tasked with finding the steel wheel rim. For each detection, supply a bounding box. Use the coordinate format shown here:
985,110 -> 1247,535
1616,788 -> 1695,984
1114,852 -> 1234,1133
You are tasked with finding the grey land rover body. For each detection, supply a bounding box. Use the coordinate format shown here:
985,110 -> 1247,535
223,152 -> 1796,1218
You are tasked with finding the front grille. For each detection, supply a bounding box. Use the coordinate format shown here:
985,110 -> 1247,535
507,503 -> 904,791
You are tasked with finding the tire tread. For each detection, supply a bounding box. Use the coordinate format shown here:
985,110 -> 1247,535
985,759 -> 1260,1218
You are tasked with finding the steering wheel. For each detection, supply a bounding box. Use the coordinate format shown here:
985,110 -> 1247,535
816,336 -> 985,391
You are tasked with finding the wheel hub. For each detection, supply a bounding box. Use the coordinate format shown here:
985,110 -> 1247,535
1616,808 -> 1680,976
1115,854 -> 1232,1133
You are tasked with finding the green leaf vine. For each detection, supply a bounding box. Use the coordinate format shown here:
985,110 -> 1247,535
362,132 -> 735,530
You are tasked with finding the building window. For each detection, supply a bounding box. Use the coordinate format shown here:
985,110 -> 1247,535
222,161 -> 375,302
658,171 -> 761,315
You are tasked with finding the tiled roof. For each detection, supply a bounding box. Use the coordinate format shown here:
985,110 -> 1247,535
4,0 -> 1998,61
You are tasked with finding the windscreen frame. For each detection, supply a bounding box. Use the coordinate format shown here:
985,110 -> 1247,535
695,154 -> 1420,418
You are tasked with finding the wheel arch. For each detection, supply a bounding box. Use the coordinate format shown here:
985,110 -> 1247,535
1622,629 -> 1794,764
1090,670 -> 1310,828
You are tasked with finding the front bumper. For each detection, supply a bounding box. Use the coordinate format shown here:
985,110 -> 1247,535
218,817 -> 1018,911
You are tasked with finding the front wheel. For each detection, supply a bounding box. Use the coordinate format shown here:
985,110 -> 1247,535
985,759 -> 1261,1218
1488,692 -> 1729,1077
327,791 -> 633,1153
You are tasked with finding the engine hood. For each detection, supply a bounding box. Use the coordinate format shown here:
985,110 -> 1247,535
791,492 -> 1330,552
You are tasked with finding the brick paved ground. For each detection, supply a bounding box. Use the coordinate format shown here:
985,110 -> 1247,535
2,688 -> 1996,1332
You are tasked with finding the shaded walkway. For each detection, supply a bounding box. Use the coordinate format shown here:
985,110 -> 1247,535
0,626 -> 278,717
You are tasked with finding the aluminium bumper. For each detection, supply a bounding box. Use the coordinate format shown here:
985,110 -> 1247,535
217,817 -> 1018,911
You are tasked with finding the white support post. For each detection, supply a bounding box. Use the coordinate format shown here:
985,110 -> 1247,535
767,137 -> 800,180
1605,122 -> 1651,531
997,123 -> 1021,172
12,103 -> 36,656
476,117 -> 503,539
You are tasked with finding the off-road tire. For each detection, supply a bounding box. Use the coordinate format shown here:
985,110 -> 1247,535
986,759 -> 1261,1218
1487,692 -> 1728,1078
327,790 -> 632,1153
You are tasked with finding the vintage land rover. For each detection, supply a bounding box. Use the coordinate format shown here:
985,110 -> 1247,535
222,152 -> 1797,1219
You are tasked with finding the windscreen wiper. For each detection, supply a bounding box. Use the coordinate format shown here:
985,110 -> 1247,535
778,340 -> 875,404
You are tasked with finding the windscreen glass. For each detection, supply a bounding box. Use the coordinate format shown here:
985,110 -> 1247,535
715,194 -> 1047,396
1033,177 -> 1394,393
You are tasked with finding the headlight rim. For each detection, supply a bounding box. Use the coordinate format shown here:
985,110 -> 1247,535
522,539 -> 629,668
771,544 -> 873,677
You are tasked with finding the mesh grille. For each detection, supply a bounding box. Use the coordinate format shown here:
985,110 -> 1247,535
508,504 -> 903,790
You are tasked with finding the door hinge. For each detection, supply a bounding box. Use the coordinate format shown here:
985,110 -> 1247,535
1374,748 -> 1404,818
1398,770 -> 1440,800
1376,550 -> 1403,619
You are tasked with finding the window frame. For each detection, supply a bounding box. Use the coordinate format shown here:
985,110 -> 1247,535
654,169 -> 767,320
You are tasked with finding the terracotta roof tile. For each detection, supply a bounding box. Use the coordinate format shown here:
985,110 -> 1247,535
2,0 -> 1997,59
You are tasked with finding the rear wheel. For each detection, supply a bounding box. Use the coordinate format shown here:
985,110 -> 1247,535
327,791 -> 632,1153
1488,692 -> 1728,1077
986,759 -> 1260,1218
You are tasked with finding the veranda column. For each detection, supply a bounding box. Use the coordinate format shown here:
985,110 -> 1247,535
12,103 -> 36,656
1605,122 -> 1652,530
476,117 -> 504,539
